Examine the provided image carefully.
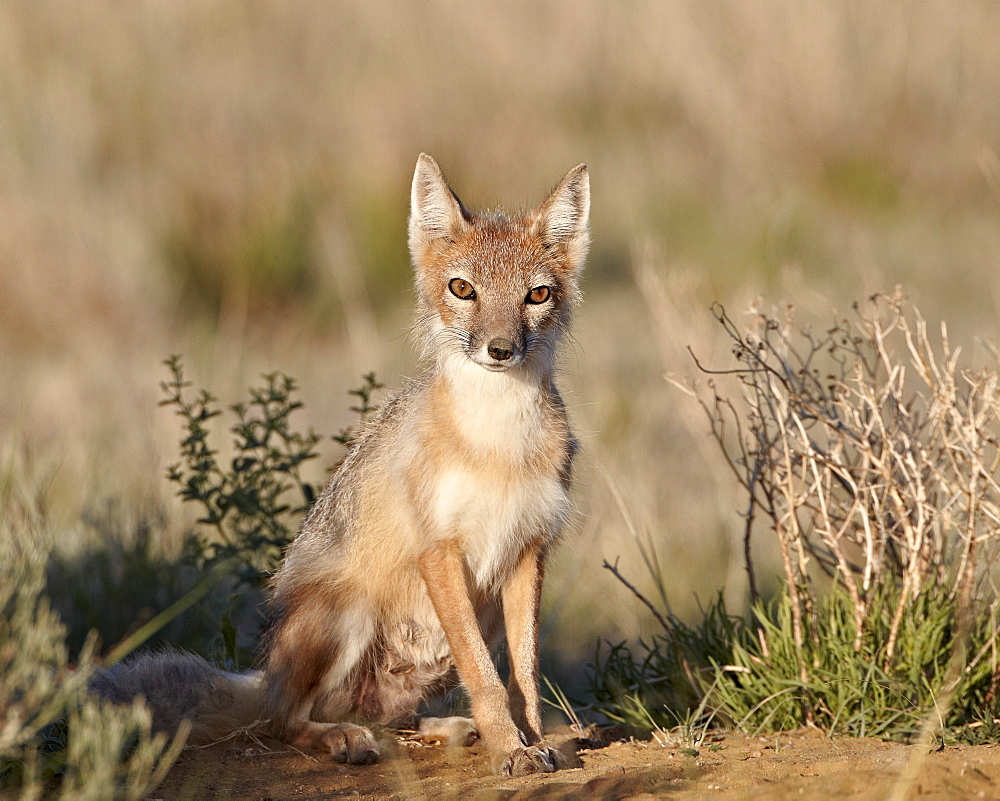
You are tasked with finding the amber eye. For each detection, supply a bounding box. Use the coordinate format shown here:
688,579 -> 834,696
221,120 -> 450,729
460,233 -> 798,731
525,285 -> 551,304
449,278 -> 475,300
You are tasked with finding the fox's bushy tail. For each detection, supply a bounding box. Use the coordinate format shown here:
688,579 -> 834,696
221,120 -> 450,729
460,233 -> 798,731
89,652 -> 264,743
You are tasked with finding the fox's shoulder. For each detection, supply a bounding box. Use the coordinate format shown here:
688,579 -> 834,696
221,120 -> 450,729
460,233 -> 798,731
294,374 -> 430,530
347,372 -> 432,448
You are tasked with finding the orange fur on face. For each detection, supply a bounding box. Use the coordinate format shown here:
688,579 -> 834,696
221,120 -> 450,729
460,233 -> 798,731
414,217 -> 579,369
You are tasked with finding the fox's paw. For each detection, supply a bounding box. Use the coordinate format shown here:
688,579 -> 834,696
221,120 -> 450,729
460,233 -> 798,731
494,744 -> 564,776
417,716 -> 478,747
320,723 -> 380,765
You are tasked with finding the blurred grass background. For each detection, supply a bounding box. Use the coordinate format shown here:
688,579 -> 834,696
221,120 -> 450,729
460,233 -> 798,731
2,0 -> 1000,687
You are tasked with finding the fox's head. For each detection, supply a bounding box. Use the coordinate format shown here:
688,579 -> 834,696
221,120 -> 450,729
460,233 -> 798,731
408,154 -> 589,374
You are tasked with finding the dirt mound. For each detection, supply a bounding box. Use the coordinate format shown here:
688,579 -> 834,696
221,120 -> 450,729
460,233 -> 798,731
152,727 -> 1000,800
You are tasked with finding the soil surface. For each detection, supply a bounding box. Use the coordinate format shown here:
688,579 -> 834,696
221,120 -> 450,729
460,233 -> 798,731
151,726 -> 1000,800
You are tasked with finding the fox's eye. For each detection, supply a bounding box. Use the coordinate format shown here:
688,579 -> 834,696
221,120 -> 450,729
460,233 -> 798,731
449,278 -> 475,300
525,286 -> 551,305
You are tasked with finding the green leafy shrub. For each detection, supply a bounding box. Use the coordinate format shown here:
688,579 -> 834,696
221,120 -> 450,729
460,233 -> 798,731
159,357 -> 381,663
161,356 -> 324,587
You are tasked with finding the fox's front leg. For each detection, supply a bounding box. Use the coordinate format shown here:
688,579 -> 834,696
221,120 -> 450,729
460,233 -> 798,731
503,542 -> 545,743
502,542 -> 566,771
418,542 -> 557,776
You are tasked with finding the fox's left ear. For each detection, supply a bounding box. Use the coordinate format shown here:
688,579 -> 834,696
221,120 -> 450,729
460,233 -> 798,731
530,164 -> 590,273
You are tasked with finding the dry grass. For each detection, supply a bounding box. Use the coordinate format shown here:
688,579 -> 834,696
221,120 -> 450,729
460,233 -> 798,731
592,294 -> 1000,746
0,503 -> 186,799
695,293 -> 1000,669
2,0 -> 1000,668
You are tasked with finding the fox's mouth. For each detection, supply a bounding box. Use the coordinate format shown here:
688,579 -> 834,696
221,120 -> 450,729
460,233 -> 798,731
467,350 -> 524,372
463,337 -> 525,372
468,355 -> 521,372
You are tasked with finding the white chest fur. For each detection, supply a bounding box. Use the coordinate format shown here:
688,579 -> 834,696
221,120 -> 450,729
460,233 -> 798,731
430,467 -> 568,588
441,359 -> 550,453
428,362 -> 569,587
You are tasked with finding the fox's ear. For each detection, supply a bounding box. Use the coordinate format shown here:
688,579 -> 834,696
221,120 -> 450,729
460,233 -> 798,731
530,164 -> 590,273
409,154 -> 469,260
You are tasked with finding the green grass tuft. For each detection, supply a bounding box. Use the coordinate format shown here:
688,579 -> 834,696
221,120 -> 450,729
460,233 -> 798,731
592,580 -> 1000,743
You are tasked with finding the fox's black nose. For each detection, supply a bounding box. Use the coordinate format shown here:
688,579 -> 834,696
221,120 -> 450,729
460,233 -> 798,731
487,338 -> 515,361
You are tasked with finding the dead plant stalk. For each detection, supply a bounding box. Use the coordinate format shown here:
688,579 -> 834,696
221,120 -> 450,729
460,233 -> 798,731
691,292 -> 1000,694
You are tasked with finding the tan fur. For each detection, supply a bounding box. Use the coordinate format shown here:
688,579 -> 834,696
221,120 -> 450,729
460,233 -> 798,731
93,155 -> 589,777
262,154 -> 588,775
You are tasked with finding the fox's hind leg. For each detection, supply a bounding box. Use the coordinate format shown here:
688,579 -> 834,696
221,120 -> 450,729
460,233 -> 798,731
283,715 -> 380,764
263,587 -> 380,764
416,716 -> 478,746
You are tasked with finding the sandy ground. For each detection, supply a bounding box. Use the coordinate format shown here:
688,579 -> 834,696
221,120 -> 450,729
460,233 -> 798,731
150,726 -> 1000,800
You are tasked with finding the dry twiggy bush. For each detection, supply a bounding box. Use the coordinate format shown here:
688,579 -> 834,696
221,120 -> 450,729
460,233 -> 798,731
694,290 -> 1000,685
592,291 -> 1000,739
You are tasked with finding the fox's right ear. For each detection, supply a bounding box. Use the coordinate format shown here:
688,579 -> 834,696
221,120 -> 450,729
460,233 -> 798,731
408,154 -> 469,261
529,164 -> 590,274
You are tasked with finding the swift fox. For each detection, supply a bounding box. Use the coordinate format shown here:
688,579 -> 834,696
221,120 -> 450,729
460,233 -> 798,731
92,154 -> 589,777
